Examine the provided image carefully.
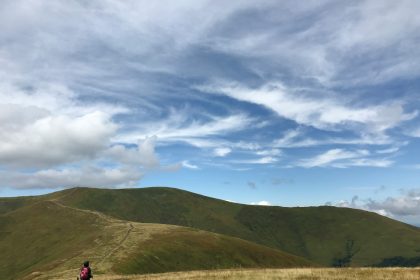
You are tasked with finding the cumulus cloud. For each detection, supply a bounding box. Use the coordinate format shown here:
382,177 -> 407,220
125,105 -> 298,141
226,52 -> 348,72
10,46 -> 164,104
0,109 -> 116,168
365,190 -> 420,217
1,0 -> 420,189
329,189 -> 420,225
251,200 -> 272,206
106,136 -> 160,169
0,81 -> 129,169
0,166 -> 143,189
0,82 -> 164,188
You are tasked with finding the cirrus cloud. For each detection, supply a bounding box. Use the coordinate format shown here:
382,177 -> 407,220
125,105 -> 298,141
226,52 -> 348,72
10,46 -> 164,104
197,82 -> 417,133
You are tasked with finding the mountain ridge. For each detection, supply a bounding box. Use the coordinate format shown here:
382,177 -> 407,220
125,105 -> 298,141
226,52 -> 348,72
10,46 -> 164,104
2,186 -> 419,268
0,196 -> 313,280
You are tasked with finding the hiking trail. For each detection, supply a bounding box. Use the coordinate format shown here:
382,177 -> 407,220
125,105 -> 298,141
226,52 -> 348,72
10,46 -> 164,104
99,222 -> 134,265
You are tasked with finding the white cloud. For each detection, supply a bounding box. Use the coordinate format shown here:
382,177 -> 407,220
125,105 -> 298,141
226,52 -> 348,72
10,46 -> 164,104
0,81 -> 130,170
117,110 -> 255,148
297,149 -> 362,168
251,200 -> 272,206
1,0 -> 419,189
0,83 -> 127,118
405,127 -> 420,138
160,114 -> 253,138
213,147 -> 232,157
366,190 -> 420,217
0,110 -> 116,168
182,160 -> 199,170
330,189 -> 420,225
0,166 -> 142,189
0,82 -> 166,188
199,82 -> 417,132
348,158 -> 393,168
376,146 -> 401,154
274,128 -> 394,148
234,156 -> 278,165
373,209 -> 389,217
136,136 -> 160,167
296,148 -> 392,168
255,149 -> 282,156
207,1 -> 420,86
106,136 -> 160,169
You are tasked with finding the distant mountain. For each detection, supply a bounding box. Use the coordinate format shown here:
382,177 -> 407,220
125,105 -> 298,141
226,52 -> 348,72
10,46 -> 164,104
47,187 -> 420,267
0,194 -> 312,280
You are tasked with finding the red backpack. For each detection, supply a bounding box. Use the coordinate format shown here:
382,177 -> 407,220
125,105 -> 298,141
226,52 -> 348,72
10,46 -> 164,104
80,267 -> 89,280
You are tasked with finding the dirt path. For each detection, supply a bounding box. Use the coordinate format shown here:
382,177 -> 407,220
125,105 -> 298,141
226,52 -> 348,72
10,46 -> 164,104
99,222 -> 134,265
48,200 -> 136,265
49,199 -> 115,222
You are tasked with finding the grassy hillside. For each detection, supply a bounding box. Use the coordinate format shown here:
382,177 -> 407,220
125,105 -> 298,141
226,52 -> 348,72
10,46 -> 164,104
0,198 -> 312,280
0,196 -> 39,215
49,187 -> 420,266
58,268 -> 420,280
0,200 -> 128,279
112,228 -> 312,275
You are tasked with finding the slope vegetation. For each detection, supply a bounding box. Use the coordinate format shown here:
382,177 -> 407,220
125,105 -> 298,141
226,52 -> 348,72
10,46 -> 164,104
64,268 -> 420,280
0,198 -> 312,280
51,187 -> 420,266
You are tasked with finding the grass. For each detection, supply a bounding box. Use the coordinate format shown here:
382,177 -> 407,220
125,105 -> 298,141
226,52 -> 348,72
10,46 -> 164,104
44,268 -> 420,280
0,199 -> 313,280
0,196 -> 38,214
113,228 -> 313,275
0,200 -> 127,279
52,187 -> 420,266
2,186 -> 420,279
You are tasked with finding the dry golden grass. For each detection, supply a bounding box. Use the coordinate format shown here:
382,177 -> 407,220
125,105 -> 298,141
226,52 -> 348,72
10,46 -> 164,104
19,202 -> 179,280
83,268 -> 420,280
16,201 -> 420,280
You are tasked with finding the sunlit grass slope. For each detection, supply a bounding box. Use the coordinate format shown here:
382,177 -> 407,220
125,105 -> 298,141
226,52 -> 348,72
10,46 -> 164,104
0,198 -> 312,280
69,268 -> 420,280
112,227 -> 312,275
53,187 -> 420,266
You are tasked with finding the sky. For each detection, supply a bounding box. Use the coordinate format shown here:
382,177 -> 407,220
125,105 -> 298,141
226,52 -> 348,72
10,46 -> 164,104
1,0 -> 420,226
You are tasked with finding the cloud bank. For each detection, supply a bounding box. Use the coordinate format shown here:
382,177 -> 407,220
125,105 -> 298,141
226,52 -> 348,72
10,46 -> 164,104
1,0 -> 420,190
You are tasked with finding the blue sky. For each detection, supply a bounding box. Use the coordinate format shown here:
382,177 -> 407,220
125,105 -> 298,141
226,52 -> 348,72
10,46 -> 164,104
0,0 -> 420,225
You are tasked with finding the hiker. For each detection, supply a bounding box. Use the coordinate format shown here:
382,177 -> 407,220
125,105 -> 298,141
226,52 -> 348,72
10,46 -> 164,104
79,260 -> 93,280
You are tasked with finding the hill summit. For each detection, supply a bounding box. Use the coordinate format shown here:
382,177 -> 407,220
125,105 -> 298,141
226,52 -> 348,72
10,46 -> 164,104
1,186 -> 419,279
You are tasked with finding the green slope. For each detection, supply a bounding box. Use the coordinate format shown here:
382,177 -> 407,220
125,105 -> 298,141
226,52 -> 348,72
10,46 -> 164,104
113,227 -> 313,275
0,198 -> 312,280
49,187 -> 420,266
0,196 -> 38,215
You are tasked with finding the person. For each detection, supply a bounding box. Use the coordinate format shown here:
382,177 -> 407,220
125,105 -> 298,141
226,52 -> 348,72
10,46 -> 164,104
79,260 -> 93,280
